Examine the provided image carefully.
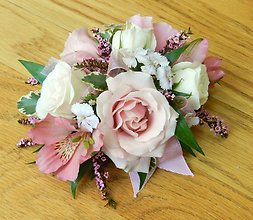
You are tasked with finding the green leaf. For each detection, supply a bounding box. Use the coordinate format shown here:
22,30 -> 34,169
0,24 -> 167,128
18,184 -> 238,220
106,198 -> 117,209
83,93 -> 97,103
98,31 -> 111,40
153,77 -> 162,90
164,38 -> 203,64
149,157 -> 157,172
82,72 -> 107,91
18,60 -> 45,84
137,172 -> 147,190
26,161 -> 36,164
172,79 -> 183,90
32,144 -> 44,153
17,91 -> 40,116
70,158 -> 93,199
179,140 -> 196,157
175,114 -> 205,155
173,91 -> 192,98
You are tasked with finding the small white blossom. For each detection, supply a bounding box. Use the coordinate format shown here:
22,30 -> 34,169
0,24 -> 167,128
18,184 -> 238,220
118,48 -> 172,89
71,103 -> 99,132
157,66 -> 172,90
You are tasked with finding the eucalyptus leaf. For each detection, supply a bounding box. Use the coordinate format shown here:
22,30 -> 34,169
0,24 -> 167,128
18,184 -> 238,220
70,158 -> 93,199
19,60 -> 46,84
82,72 -> 107,91
175,114 -> 205,155
164,38 -> 203,64
17,91 -> 40,116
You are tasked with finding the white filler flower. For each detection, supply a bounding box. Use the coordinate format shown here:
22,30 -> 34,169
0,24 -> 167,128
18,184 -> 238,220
71,103 -> 99,132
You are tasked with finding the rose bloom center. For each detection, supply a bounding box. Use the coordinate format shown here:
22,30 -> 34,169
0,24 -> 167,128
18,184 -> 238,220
112,98 -> 151,137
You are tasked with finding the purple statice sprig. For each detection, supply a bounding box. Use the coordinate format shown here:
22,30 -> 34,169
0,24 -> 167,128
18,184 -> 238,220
92,151 -> 117,209
160,89 -> 176,102
160,28 -> 192,54
25,77 -> 39,86
75,58 -> 108,74
18,116 -> 38,125
16,138 -> 36,147
196,107 -> 229,138
91,28 -> 111,62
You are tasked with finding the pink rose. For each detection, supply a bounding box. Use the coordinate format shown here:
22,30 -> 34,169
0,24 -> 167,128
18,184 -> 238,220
97,72 -> 178,173
60,28 -> 98,66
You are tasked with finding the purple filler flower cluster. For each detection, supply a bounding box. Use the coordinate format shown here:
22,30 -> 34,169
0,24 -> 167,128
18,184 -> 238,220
91,28 -> 111,62
18,116 -> 37,125
16,138 -> 36,147
160,30 -> 190,54
75,58 -> 108,74
25,77 -> 39,86
92,151 -> 109,199
196,108 -> 229,138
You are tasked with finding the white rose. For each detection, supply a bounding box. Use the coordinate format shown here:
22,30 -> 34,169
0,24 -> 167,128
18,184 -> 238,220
36,61 -> 89,119
172,62 -> 209,110
112,16 -> 156,51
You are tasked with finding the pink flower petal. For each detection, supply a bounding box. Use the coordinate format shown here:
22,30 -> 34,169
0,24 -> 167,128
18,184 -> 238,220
130,14 -> 153,29
204,56 -> 222,71
54,144 -> 86,181
158,137 -> 193,176
28,114 -> 76,146
207,70 -> 224,82
177,38 -> 208,63
153,22 -> 179,52
107,51 -> 129,77
60,28 -> 98,66
36,144 -> 65,174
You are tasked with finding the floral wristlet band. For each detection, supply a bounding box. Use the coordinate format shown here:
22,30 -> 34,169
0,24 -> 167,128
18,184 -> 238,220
17,15 -> 228,208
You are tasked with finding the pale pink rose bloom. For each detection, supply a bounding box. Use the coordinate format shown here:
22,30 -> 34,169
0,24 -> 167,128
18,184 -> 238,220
96,71 -> 179,173
129,14 -> 179,52
29,114 -> 102,181
204,56 -> 224,85
60,28 -> 98,66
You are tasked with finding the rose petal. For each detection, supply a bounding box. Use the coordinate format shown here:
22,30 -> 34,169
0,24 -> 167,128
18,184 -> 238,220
106,72 -> 156,92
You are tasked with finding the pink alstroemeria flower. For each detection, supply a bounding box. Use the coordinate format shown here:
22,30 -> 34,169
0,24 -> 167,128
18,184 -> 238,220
130,14 -> 179,52
29,114 -> 102,181
176,38 -> 209,63
60,28 -> 99,66
204,56 -> 225,86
